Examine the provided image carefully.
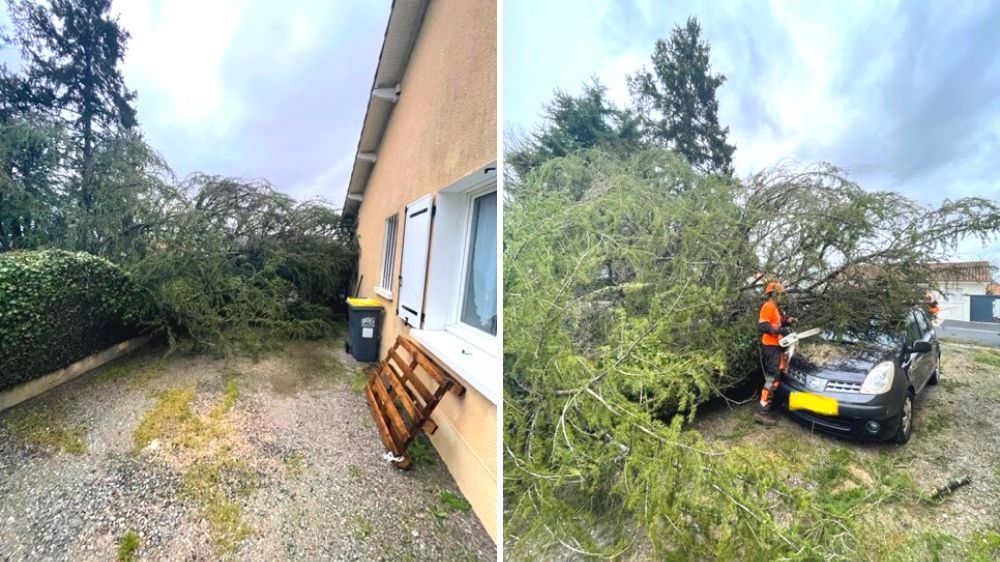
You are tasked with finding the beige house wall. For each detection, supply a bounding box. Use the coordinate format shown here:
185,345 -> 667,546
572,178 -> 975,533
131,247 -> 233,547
351,0 -> 497,542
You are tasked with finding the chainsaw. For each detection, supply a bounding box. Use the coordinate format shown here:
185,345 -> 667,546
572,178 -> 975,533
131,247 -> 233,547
778,327 -> 822,348
778,327 -> 822,364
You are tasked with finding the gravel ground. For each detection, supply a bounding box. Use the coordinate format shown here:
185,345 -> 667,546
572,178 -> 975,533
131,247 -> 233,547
0,339 -> 495,561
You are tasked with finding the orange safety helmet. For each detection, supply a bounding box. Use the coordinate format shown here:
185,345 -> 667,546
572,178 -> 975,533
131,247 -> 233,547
764,281 -> 785,295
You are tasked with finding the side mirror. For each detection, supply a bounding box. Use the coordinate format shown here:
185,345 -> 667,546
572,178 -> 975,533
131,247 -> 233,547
908,340 -> 932,354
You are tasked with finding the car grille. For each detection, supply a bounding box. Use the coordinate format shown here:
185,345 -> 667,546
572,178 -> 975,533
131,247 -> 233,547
825,380 -> 862,393
785,371 -> 861,393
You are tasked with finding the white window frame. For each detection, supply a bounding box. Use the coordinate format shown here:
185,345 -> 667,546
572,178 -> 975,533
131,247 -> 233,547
410,162 -> 499,404
446,184 -> 497,352
375,212 -> 398,300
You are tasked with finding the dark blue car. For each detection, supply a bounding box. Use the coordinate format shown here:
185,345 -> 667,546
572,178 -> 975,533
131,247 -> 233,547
776,307 -> 941,444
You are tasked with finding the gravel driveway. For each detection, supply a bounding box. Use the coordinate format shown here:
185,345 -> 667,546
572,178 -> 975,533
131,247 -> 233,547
0,338 -> 495,561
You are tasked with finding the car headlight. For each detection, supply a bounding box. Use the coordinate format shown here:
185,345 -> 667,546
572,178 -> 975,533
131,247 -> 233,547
860,361 -> 895,394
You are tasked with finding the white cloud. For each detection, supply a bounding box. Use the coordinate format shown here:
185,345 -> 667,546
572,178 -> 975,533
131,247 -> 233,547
116,0 -> 244,137
288,151 -> 356,206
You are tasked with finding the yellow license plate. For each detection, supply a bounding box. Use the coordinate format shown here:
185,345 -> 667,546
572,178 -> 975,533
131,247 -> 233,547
789,391 -> 839,416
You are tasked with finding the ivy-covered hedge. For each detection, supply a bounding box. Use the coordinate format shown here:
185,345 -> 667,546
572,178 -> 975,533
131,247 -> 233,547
0,250 -> 152,390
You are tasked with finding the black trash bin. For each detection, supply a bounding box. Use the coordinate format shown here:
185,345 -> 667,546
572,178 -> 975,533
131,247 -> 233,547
346,298 -> 383,362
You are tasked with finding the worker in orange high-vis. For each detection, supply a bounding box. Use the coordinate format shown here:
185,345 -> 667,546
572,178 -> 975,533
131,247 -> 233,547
924,291 -> 941,319
754,281 -> 795,426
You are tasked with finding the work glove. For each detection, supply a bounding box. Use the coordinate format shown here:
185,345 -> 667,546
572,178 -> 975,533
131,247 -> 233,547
778,326 -> 793,336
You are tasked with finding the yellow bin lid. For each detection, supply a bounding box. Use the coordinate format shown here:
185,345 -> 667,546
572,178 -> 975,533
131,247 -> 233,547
347,297 -> 383,308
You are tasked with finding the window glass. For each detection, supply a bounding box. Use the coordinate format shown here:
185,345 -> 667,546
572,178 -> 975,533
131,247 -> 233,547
459,191 -> 497,335
914,309 -> 930,335
903,312 -> 921,345
378,214 -> 398,293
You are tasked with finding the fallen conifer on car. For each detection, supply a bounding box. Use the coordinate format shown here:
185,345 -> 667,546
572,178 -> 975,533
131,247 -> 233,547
503,147 -> 1000,558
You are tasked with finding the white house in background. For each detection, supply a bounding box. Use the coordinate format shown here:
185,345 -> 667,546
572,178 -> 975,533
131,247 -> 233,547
928,261 -> 997,322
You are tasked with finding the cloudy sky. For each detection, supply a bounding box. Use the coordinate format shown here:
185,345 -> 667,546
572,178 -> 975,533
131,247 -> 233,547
505,0 -> 1000,262
1,0 -> 389,207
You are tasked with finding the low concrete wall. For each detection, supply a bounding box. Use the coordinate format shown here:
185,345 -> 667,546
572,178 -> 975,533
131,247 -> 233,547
0,335 -> 152,413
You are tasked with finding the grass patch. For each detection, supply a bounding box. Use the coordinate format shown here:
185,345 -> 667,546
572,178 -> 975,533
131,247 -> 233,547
117,530 -> 140,561
350,369 -> 368,394
182,458 -> 258,498
974,350 -> 1000,369
439,490 -> 472,512
203,498 -> 252,553
210,377 -> 239,418
128,369 -> 255,555
922,411 -> 952,433
714,419 -> 753,442
133,383 -> 239,453
92,360 -> 137,384
351,514 -> 373,540
181,458 -> 257,554
968,529 -> 1000,561
285,450 -> 307,476
91,356 -> 164,389
939,378 -> 972,390
2,405 -> 86,454
348,465 -> 362,480
128,364 -> 165,390
132,388 -> 197,451
428,490 -> 472,520
408,435 -> 437,467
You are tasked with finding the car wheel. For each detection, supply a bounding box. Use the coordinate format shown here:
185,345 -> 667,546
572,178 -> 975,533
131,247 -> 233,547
893,390 -> 914,445
928,351 -> 941,385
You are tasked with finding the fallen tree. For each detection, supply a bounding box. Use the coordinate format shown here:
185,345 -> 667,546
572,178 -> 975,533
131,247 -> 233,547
118,173 -> 358,355
503,148 -> 1000,558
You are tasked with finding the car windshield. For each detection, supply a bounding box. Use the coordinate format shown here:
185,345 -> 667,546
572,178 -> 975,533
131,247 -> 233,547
819,328 -> 897,349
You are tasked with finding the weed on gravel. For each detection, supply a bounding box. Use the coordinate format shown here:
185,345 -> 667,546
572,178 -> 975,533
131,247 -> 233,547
128,364 -> 166,390
350,514 -> 374,540
922,411 -> 952,433
428,491 -> 472,520
92,360 -> 137,385
90,354 -> 165,389
181,458 -> 258,554
117,529 -> 141,561
285,450 -> 307,476
124,378 -> 259,554
350,369 -> 368,393
439,490 -> 472,513
210,377 -> 240,418
1,404 -> 87,454
136,381 -> 258,555
408,435 -> 438,467
132,388 -> 198,451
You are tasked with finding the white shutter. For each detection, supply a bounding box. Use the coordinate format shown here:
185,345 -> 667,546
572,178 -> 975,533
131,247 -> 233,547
397,195 -> 433,328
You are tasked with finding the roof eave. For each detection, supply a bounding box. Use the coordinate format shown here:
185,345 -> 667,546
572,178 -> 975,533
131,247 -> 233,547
342,0 -> 429,219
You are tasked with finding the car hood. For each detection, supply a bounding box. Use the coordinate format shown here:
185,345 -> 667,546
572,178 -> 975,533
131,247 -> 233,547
788,338 -> 897,382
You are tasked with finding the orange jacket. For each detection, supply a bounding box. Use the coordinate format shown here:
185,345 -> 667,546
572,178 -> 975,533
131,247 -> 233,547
759,300 -> 783,346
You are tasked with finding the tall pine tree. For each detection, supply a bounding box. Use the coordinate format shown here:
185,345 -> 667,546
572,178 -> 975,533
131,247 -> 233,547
628,17 -> 735,175
508,79 -> 642,178
7,0 -> 137,251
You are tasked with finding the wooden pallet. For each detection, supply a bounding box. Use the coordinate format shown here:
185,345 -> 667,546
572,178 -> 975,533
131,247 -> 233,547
364,335 -> 465,469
